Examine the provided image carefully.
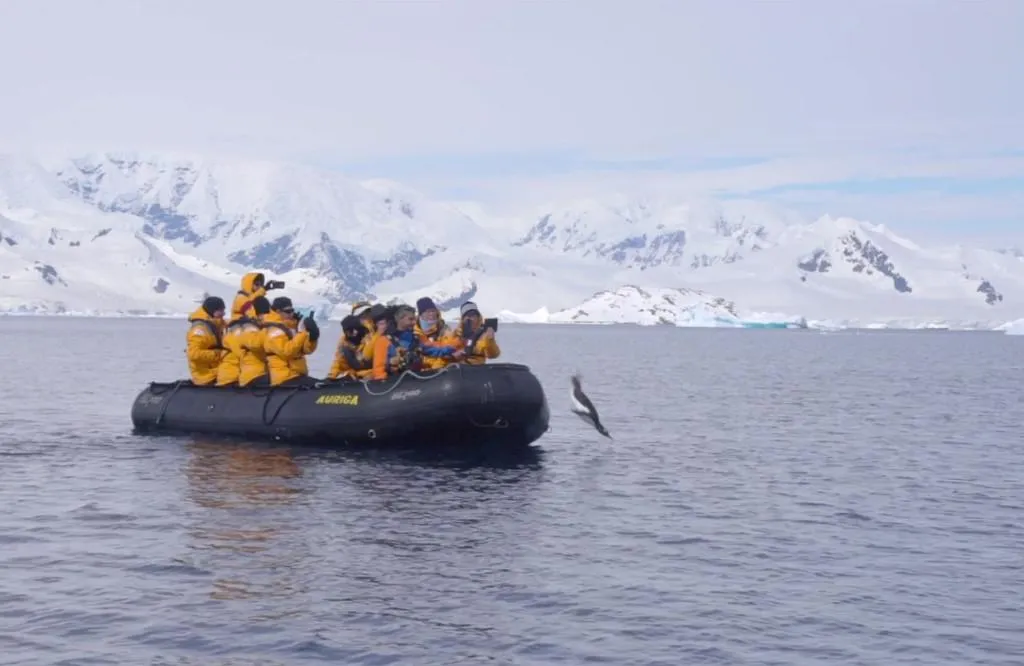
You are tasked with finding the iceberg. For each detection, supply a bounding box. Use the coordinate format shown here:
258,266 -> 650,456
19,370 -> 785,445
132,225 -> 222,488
735,311 -> 809,329
997,318 -> 1024,336
496,306 -> 551,324
739,321 -> 793,329
295,302 -> 336,322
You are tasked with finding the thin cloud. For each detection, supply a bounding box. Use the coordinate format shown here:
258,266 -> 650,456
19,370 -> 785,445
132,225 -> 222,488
0,0 -> 1019,161
0,0 -> 1021,242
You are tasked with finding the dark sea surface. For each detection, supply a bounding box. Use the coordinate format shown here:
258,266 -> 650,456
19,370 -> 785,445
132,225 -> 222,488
1,317 -> 1022,665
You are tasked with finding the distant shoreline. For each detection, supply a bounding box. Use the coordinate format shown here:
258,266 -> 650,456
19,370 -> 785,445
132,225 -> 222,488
0,311 -> 1016,333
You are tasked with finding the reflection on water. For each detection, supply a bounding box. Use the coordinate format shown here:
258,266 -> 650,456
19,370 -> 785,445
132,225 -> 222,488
185,440 -> 306,510
183,440 -> 313,610
302,441 -> 548,471
179,438 -> 550,617
7,319 -> 1024,664
175,436 -> 552,637
301,445 -> 549,530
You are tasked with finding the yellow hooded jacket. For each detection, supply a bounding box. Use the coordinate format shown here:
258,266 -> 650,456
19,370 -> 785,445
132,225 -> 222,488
327,338 -> 373,380
216,316 -> 261,386
455,320 -> 501,365
262,311 -> 317,385
238,324 -> 270,387
231,272 -> 268,320
415,319 -> 458,370
186,307 -> 226,385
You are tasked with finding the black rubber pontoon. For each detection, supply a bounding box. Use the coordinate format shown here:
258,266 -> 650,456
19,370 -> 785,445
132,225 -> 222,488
130,362 -> 550,448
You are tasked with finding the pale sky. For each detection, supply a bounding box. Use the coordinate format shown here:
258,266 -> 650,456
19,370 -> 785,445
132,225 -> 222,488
1,0 -> 1021,240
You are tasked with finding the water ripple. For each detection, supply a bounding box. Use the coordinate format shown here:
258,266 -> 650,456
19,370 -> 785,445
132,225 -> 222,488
1,320 -> 1023,664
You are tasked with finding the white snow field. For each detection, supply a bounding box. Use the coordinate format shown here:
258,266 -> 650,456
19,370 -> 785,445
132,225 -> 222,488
1,151 -> 1023,331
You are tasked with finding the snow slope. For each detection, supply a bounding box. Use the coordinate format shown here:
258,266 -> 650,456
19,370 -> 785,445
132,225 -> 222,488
49,152 -> 502,303
495,285 -> 808,328
371,245 -> 614,316
997,319 -> 1024,335
1,150 -> 1023,329
0,155 -> 326,315
508,195 -> 803,270
590,214 -> 1024,327
548,285 -> 743,326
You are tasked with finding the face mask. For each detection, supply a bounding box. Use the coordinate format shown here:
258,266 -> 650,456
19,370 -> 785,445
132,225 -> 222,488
419,317 -> 434,330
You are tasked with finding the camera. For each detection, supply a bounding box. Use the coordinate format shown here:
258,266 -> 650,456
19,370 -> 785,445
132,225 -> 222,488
266,280 -> 286,290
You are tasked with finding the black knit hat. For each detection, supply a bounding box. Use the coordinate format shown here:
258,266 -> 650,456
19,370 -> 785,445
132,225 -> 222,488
369,303 -> 389,322
341,314 -> 363,333
271,296 -> 294,312
202,296 -> 226,316
252,296 -> 271,315
416,297 -> 438,314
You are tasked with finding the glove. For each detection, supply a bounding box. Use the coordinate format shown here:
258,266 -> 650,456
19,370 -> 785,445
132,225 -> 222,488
266,280 -> 285,290
304,316 -> 320,342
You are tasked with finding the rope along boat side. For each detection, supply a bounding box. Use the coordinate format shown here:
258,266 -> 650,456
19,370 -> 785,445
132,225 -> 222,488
130,362 -> 550,448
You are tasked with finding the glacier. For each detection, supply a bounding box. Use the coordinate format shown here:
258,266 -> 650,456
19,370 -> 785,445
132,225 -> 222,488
3,150 -> 1024,331
495,286 -> 809,329
492,287 -> 808,329
996,319 -> 1024,336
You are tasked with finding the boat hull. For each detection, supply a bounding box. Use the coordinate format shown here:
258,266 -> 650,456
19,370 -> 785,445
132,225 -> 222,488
130,363 -> 550,449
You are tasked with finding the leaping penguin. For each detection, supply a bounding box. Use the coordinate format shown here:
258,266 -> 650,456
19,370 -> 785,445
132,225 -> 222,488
569,372 -> 611,438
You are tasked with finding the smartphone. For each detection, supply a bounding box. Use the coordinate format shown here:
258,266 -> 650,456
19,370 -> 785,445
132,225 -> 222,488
484,317 -> 498,332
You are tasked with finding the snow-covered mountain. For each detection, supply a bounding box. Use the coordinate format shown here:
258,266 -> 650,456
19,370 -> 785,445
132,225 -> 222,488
0,155 -> 252,314
50,152 -> 501,304
681,215 -> 1024,324
526,285 -> 807,328
509,197 -> 805,270
1,149 -> 1023,328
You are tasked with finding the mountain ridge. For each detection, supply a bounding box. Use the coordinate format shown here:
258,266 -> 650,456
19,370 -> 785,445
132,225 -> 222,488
2,150 -> 1023,327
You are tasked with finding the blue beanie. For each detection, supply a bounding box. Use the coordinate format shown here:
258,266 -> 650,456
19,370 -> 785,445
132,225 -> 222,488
416,297 -> 438,315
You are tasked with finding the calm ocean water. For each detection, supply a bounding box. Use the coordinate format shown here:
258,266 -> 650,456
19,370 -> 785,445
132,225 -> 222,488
1,317 -> 1022,665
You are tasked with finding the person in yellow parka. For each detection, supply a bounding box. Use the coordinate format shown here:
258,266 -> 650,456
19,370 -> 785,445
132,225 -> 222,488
186,296 -> 228,385
414,296 -> 459,371
216,296 -> 271,386
326,315 -> 374,380
453,300 -> 500,365
238,299 -> 273,388
370,304 -> 462,380
231,272 -> 285,320
356,303 -> 391,371
262,297 -> 320,386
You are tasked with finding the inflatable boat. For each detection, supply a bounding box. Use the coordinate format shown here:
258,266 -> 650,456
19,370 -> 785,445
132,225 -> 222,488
130,363 -> 550,448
